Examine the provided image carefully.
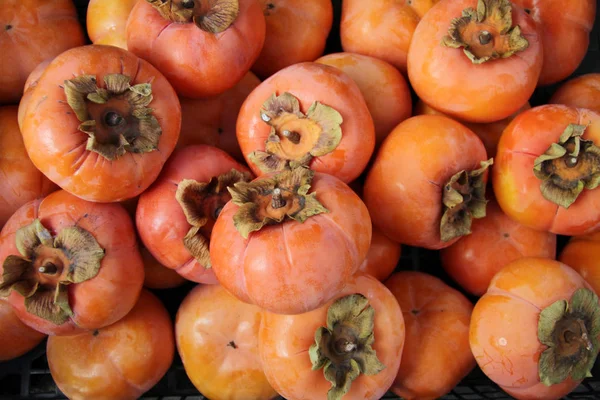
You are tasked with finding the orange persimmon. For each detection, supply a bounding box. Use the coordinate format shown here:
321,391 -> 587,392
17,59 -> 51,131
0,299 -> 46,361
358,226 -> 401,282
559,231 -> 600,297
86,0 -> 139,49
142,246 -> 187,290
550,73 -> 600,114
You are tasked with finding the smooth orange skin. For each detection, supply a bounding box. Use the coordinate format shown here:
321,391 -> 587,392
20,45 -> 181,203
493,105 -> 600,236
470,258 -> 594,399
47,290 -> 174,400
17,59 -> 51,131
386,271 -> 475,400
441,199 -> 557,296
0,190 -> 145,336
340,0 -> 440,74
316,53 -> 412,150
0,299 -> 46,361
237,62 -> 375,184
137,145 -> 250,284
126,0 -> 266,98
559,232 -> 600,297
176,284 -> 278,400
252,0 -> 333,79
259,274 -> 405,400
357,225 -> 401,282
363,115 -> 488,250
512,0 -> 596,86
407,0 -> 543,123
0,0 -> 85,105
210,172 -> 372,315
549,73 -> 600,114
178,72 -> 261,162
0,106 -> 57,229
87,0 -> 139,49
142,246 -> 187,290
415,99 -> 531,158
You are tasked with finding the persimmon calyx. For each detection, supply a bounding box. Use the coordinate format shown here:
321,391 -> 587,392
64,74 -> 162,161
248,92 -> 343,174
440,158 -> 493,242
538,288 -> 600,386
0,219 -> 105,325
440,0 -> 529,64
228,166 -> 328,239
147,0 -> 240,33
309,294 -> 385,400
175,169 -> 252,267
533,123 -> 600,209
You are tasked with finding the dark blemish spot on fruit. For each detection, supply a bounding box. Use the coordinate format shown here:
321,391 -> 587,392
411,309 -> 420,315
93,330 -> 100,337
227,341 -> 238,349
267,3 -> 275,9
503,233 -> 510,238
524,8 -> 531,14
218,127 -> 224,135
5,25 -> 12,31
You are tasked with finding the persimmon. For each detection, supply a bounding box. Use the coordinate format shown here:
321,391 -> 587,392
470,258 -> 600,399
178,71 -> 261,162
87,0 -> 139,49
126,0 -> 266,98
18,59 -> 51,131
237,62 -> 375,184
137,145 -> 251,284
210,167 -> 372,315
47,290 -> 174,400
0,0 -> 85,105
20,45 -> 181,203
142,246 -> 187,290
259,274 -> 405,400
176,284 -> 277,400
493,105 -> 600,236
414,99 -> 531,158
0,106 -> 57,229
252,0 -> 333,79
0,190 -> 145,336
407,0 -> 543,123
441,198 -> 557,296
316,53 -> 412,150
340,0 -> 441,74
364,115 -> 491,250
511,0 -> 596,86
550,73 -> 600,114
559,232 -> 600,297
386,271 -> 475,400
358,226 -> 401,282
0,299 -> 46,361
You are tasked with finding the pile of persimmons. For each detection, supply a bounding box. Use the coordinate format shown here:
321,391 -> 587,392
1,0 -> 599,399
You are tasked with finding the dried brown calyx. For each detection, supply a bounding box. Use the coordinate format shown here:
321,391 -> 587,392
147,0 -> 240,33
0,220 -> 105,325
175,169 -> 252,267
534,123 -> 600,209
440,159 -> 493,242
538,288 -> 600,385
248,92 -> 343,174
441,0 -> 529,64
309,294 -> 386,400
64,74 -> 161,161
228,166 -> 328,239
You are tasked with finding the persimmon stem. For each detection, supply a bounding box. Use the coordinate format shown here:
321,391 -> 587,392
335,339 -> 357,354
182,0 -> 195,8
271,188 -> 286,209
282,130 -> 301,144
479,31 -> 492,45
38,263 -> 58,275
104,111 -> 124,127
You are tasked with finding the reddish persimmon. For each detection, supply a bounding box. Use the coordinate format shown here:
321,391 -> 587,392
126,0 -> 266,98
259,274 -> 405,400
470,258 -> 600,399
142,247 -> 187,290
493,105 -> 600,236
549,73 -> 600,114
87,0 -> 139,49
364,115 -> 491,250
441,199 -> 557,296
47,290 -> 174,400
137,145 -> 251,284
210,167 -> 372,315
407,0 -> 543,123
0,299 -> 46,361
316,53 -> 412,150
0,106 -> 57,229
18,59 -> 51,131
386,271 -> 475,400
0,0 -> 85,105
20,45 -> 181,203
176,284 -> 278,400
559,232 -> 600,297
252,0 -> 333,79
358,226 -> 401,282
0,190 -> 144,336
237,62 -> 375,184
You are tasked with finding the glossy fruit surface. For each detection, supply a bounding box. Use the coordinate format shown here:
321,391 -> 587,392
559,231 -> 600,297
357,225 -> 401,282
87,0 -> 138,49
549,73 -> 600,114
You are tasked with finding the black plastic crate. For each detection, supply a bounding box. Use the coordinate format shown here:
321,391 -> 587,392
1,0 -> 600,399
